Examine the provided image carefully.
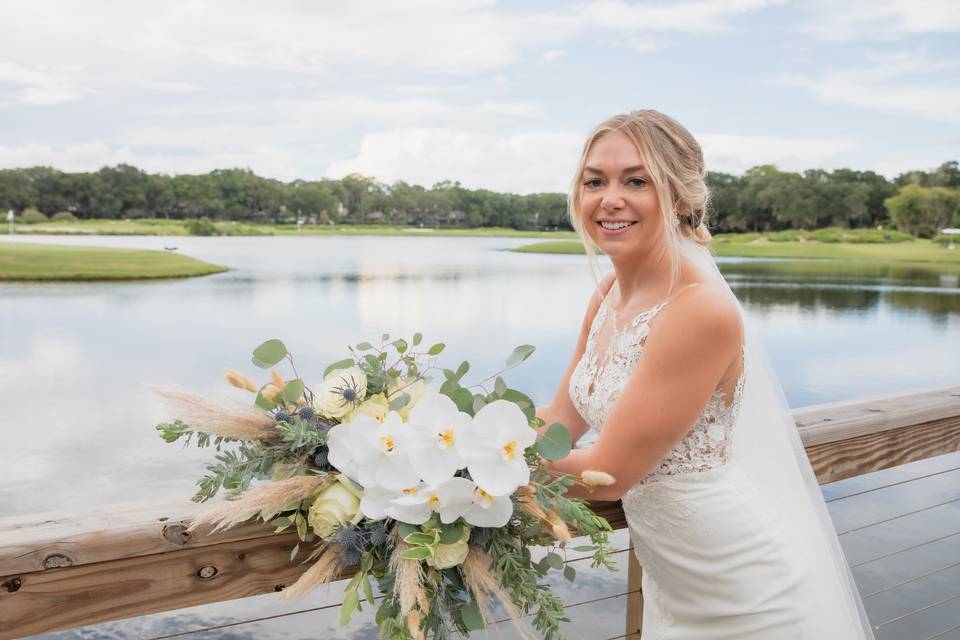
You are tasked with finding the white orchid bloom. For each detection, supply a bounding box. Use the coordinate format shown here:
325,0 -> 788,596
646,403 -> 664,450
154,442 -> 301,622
464,400 -> 536,496
352,411 -> 421,491
326,418 -> 363,483
406,391 -> 473,485
359,484 -> 404,521
386,476 -> 474,525
462,484 -> 514,528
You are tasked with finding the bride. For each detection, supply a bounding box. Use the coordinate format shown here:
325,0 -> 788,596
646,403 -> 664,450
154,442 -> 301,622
537,110 -> 875,639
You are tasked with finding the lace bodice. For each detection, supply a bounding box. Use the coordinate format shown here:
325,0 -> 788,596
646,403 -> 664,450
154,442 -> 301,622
568,283 -> 745,487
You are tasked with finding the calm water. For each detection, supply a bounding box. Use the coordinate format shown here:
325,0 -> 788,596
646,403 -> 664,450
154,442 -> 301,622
3,234 -> 959,640
1,234 -> 958,517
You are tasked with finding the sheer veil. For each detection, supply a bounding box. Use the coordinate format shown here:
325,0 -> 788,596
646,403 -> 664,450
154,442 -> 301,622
681,238 -> 876,639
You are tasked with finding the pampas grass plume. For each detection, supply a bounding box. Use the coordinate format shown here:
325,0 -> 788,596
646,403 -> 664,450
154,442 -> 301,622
188,474 -> 331,533
271,369 -> 285,390
147,384 -> 275,440
278,544 -> 343,600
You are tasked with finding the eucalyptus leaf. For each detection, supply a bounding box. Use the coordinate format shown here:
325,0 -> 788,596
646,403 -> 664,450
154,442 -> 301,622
323,358 -> 355,378
394,338 -> 408,354
282,379 -> 305,403
501,388 -> 536,421
388,392 -> 411,411
460,600 -> 485,631
397,522 -> 418,539
494,376 -> 507,396
427,343 -> 445,356
355,341 -> 373,351
412,332 -> 422,346
506,344 -> 535,367
251,339 -> 287,368
472,394 -> 486,414
538,423 -> 572,461
439,520 -> 464,544
545,551 -> 564,570
455,360 -> 470,381
451,387 -> 474,414
254,388 -> 275,411
564,565 -> 576,582
382,333 -> 390,342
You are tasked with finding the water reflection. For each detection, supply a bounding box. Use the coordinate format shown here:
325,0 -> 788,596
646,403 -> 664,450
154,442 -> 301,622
1,237 -> 958,515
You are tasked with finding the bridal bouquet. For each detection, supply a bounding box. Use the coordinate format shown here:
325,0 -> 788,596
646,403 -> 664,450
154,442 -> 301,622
152,333 -> 616,640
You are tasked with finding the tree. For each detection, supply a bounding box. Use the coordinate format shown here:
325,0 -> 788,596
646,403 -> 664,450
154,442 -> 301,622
885,185 -> 960,236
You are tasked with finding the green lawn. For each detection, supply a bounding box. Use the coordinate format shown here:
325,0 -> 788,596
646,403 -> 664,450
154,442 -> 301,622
513,236 -> 960,265
13,219 -> 579,239
0,242 -> 228,281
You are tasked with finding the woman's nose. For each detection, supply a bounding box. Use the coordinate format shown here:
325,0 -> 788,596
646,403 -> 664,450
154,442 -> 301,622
601,185 -> 625,211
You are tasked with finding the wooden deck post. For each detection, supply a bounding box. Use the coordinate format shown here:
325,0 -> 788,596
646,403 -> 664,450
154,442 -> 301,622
625,543 -> 644,638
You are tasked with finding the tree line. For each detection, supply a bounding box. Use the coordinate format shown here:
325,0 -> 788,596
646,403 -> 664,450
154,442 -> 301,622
1,161 -> 958,236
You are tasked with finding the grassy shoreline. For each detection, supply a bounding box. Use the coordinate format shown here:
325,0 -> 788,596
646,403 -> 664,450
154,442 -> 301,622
512,237 -> 960,265
0,242 -> 228,281
9,219 -> 579,239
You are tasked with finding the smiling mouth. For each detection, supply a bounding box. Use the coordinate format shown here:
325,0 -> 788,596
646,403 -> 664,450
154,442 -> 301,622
597,220 -> 637,230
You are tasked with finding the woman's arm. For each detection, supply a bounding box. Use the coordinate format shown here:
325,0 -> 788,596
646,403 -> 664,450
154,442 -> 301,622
535,271 -> 617,446
546,284 -> 742,501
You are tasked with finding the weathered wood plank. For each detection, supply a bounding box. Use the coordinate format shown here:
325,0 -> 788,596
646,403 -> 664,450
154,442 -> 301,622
0,532 -> 358,638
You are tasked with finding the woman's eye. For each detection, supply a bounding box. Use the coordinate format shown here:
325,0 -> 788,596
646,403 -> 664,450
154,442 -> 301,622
628,177 -> 647,187
583,178 -> 602,188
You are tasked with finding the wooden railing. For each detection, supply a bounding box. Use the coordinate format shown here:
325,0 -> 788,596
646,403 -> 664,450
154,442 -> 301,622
2,384 -> 959,640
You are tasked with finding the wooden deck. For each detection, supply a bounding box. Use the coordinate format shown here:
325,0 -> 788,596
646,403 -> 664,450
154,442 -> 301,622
5,385 -> 960,640
17,451 -> 959,640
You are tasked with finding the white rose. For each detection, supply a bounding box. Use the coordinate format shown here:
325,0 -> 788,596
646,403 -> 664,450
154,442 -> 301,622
308,475 -> 363,539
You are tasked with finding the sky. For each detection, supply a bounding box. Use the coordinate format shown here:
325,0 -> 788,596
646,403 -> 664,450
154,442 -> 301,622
0,0 -> 958,194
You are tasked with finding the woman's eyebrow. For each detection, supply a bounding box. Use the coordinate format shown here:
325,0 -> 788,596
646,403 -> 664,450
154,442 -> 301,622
583,164 -> 647,174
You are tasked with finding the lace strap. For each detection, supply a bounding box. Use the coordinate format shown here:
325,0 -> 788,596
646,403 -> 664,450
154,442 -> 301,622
629,282 -> 701,328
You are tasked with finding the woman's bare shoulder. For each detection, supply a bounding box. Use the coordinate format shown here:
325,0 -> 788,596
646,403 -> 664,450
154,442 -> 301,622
659,282 -> 742,351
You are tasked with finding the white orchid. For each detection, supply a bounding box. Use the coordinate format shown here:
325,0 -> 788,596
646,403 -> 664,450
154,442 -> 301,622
406,391 -> 473,485
386,477 -> 474,525
464,400 -> 536,496
382,476 -> 515,528
314,366 -> 367,418
327,411 -> 420,491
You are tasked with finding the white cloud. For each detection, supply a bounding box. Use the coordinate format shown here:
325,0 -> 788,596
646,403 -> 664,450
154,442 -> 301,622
699,133 -> 856,174
326,128 -> 582,194
0,142 -> 135,171
777,50 -> 960,123
0,62 -> 84,105
540,49 -> 566,63
803,0 -> 960,40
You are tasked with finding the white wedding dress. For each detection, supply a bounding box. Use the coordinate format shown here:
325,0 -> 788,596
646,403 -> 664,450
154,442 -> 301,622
568,279 -> 873,639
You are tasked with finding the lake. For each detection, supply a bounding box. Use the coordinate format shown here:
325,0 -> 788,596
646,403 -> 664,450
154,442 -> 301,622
3,234 -> 959,639
1,234 -> 958,518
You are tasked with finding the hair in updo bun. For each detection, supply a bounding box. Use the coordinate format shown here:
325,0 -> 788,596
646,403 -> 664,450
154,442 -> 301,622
568,109 -> 713,290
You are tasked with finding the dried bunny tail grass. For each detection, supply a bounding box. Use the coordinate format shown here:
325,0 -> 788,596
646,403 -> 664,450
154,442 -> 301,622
462,545 -> 532,640
188,474 -> 331,533
545,510 -> 573,543
581,469 -> 616,489
146,384 -> 275,439
278,544 -> 343,600
516,484 -> 572,543
271,369 -> 285,389
224,368 -> 258,392
390,538 -> 426,618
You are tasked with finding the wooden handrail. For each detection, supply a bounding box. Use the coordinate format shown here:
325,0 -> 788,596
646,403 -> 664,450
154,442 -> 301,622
2,384 -> 958,639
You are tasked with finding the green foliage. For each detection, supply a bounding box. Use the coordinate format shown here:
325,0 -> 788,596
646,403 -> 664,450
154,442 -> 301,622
252,339 -> 288,368
184,217 -> 219,236
538,423 -> 572,461
50,211 -> 77,222
19,207 -> 47,224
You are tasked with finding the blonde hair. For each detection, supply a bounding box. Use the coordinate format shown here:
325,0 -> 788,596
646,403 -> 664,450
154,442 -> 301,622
567,109 -> 713,290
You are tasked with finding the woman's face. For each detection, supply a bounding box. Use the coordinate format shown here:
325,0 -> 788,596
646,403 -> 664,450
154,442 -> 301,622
578,131 -> 665,260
